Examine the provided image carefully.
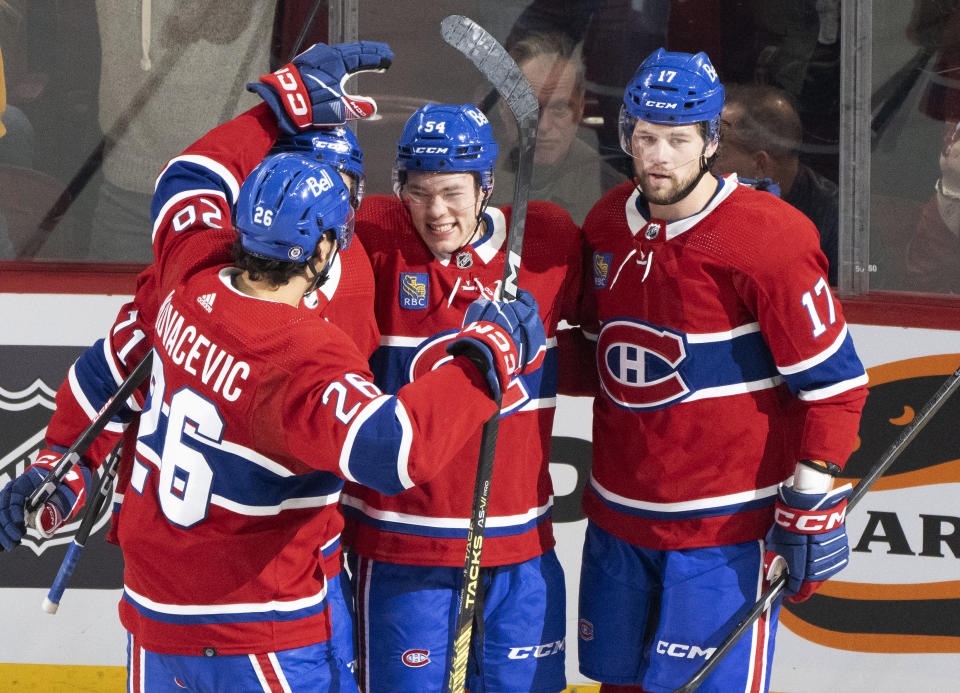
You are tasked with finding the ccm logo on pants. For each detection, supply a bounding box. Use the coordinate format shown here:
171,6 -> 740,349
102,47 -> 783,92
507,639 -> 565,659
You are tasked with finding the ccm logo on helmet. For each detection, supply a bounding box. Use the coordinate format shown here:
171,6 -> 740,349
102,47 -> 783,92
401,649 -> 431,667
412,146 -> 450,154
645,100 -> 678,110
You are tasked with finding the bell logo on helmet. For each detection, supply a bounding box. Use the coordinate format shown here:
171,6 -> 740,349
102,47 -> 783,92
465,106 -> 489,127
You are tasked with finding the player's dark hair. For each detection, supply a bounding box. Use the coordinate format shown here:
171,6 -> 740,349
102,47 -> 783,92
230,235 -> 327,288
698,121 -> 720,168
396,170 -> 484,193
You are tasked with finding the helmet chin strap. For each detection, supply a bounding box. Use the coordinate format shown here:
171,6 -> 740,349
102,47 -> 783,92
303,243 -> 338,297
450,189 -> 492,261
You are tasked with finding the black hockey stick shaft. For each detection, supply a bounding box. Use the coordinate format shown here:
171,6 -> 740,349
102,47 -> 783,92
440,15 -> 539,693
41,441 -> 123,614
26,351 -> 153,514
671,362 -> 960,693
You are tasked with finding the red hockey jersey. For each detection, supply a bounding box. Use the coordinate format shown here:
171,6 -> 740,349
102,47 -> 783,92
570,176 -> 868,550
341,195 -> 584,567
115,195 -> 497,655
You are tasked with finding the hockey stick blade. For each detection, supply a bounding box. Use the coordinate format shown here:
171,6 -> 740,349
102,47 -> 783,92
441,14 -> 538,301
26,351 -> 153,515
671,362 -> 960,693
440,16 -> 539,693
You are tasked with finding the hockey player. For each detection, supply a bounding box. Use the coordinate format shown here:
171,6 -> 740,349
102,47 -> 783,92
562,49 -> 869,693
342,103 -> 584,693
0,152 -> 546,691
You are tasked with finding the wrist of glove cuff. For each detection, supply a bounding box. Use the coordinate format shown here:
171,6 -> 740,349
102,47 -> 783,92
446,321 -> 520,403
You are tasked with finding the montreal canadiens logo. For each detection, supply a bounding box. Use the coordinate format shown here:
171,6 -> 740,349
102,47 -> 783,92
578,619 -> 595,641
408,330 -> 530,415
596,319 -> 690,410
402,649 -> 431,667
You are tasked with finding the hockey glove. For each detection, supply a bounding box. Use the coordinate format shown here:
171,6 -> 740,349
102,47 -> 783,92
447,289 -> 546,401
248,41 -> 393,134
764,481 -> 852,603
0,452 -> 92,551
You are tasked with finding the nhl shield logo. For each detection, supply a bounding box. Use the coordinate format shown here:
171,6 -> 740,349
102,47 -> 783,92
0,378 -> 112,556
455,251 -> 473,269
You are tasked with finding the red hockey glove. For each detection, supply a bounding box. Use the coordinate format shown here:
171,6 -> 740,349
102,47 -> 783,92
248,41 -> 393,134
446,289 -> 546,401
0,450 -> 92,550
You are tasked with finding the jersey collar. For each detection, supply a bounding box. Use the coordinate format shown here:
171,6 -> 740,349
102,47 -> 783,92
625,173 -> 738,240
433,206 -> 507,266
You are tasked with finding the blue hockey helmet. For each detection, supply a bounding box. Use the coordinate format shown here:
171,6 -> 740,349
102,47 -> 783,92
393,103 -> 498,195
620,48 -> 725,156
235,153 -> 355,263
271,126 -> 366,208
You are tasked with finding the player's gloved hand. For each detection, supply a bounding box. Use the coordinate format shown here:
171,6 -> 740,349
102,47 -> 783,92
248,41 -> 393,135
764,481 -> 852,603
0,454 -> 91,551
446,289 -> 546,401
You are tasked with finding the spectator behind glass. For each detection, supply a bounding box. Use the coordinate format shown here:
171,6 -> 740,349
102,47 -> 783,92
904,120 -> 960,293
0,1 -> 33,170
713,82 -> 840,285
490,31 -> 626,225
86,0 -> 280,263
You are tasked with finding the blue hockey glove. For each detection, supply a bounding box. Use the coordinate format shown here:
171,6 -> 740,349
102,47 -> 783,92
0,459 -> 91,551
447,289 -> 546,401
764,481 -> 852,603
248,41 -> 393,134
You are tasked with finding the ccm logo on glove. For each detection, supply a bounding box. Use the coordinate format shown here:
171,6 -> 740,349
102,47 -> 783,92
773,498 -> 847,534
460,322 -> 518,372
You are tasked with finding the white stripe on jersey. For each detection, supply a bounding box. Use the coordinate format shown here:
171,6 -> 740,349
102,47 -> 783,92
683,376 -> 783,403
797,373 -> 870,401
590,474 -> 779,513
155,154 -> 241,201
340,494 -> 553,530
123,582 -> 328,616
68,363 -> 128,433
778,323 -> 850,375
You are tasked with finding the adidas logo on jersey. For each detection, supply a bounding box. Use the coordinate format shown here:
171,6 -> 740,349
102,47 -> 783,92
197,293 -> 216,313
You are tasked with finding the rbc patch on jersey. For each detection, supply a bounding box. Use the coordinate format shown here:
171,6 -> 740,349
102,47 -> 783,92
593,252 -> 613,289
399,273 -> 428,310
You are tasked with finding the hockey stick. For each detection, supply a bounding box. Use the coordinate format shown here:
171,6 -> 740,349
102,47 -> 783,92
671,362 -> 960,693
439,15 -> 539,693
41,440 -> 123,614
25,351 -> 153,517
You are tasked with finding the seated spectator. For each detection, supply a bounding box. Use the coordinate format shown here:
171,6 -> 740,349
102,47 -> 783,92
489,31 -> 626,225
904,120 -> 960,293
713,82 -> 840,284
